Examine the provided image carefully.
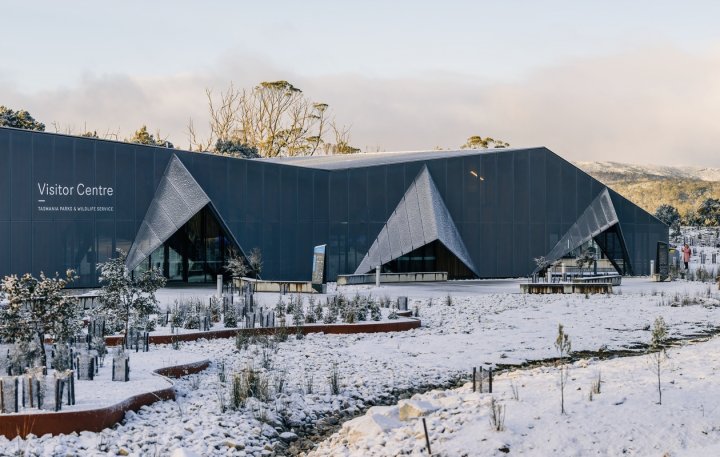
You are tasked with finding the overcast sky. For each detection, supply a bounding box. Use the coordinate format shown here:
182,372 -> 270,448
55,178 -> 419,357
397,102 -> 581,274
2,1 -> 720,166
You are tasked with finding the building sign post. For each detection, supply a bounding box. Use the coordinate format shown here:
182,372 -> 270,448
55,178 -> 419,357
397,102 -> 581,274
311,244 -> 327,292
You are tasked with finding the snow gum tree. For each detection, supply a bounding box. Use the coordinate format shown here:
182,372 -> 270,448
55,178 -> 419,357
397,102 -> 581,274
648,316 -> 669,405
97,249 -> 166,347
554,323 -> 572,415
0,270 -> 79,370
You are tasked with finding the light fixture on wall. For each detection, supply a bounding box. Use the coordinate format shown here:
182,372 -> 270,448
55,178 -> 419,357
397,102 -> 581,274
470,170 -> 485,181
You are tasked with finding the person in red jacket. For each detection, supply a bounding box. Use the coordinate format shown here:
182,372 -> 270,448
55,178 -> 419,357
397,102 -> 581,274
681,243 -> 692,270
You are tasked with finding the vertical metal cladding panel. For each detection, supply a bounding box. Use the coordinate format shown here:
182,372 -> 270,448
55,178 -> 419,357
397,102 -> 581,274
385,165 -> 405,219
463,156 -> 482,223
513,150 -> 530,225
134,147 -> 155,223
496,152 -> 514,224
0,221 -> 9,275
263,163 -> 281,223
562,163 -> 579,227
474,223 -> 495,277
280,165 -> 299,223
445,158 -> 465,223
529,223 -> 547,265
226,158 -> 246,223
367,166 -> 387,223
96,219 -> 115,264
115,144 -> 135,221
10,221 -> 31,275
245,161 -> 264,223
0,129 -> 10,221
296,221 -> 313,278
544,151 -> 563,225
513,223 -> 530,275
32,221 -> 55,275
329,170 -> 348,223
31,134 -> 54,222
528,149 -> 547,225
95,141 -> 116,222
348,168 -> 368,223
297,168 -> 314,223
10,131 -> 32,221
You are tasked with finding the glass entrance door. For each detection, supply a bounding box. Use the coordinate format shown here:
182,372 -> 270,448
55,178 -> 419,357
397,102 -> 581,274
133,205 -> 236,284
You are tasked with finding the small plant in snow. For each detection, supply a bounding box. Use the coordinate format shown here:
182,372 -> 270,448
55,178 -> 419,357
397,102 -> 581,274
445,294 -> 453,306
510,381 -> 520,401
217,360 -> 227,383
323,305 -> 337,324
369,299 -> 381,321
554,323 -> 572,415
304,372 -> 314,394
314,297 -> 324,322
648,316 -> 669,405
236,331 -> 250,351
224,247 -> 250,278
328,362 -> 341,395
274,297 -> 286,319
0,269 -> 79,370
489,397 -> 506,431
97,249 -> 166,347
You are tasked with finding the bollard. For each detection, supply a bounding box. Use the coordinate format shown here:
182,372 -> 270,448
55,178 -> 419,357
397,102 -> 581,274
376,265 -> 381,287
216,274 -> 223,298
472,367 -> 476,392
489,367 -> 493,393
650,260 -> 655,276
561,263 -> 566,282
422,418 -> 432,455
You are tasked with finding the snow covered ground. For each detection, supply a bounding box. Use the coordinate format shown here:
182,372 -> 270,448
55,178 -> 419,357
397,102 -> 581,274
312,331 -> 720,457
3,257 -> 720,455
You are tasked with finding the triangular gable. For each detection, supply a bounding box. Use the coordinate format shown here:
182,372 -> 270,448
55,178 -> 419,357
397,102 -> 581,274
126,155 -> 210,271
355,165 -> 479,276
536,188 -> 620,272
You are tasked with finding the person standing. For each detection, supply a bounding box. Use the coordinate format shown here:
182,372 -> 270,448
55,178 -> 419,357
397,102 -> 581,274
681,243 -> 692,270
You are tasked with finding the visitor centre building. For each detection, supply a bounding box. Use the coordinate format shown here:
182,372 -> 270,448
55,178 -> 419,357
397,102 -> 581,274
0,127 -> 668,288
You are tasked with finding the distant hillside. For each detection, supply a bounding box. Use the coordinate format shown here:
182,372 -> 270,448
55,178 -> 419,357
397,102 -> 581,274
574,161 -> 720,217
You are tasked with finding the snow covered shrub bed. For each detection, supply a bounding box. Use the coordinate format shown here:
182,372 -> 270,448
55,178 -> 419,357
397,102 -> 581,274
4,279 -> 720,456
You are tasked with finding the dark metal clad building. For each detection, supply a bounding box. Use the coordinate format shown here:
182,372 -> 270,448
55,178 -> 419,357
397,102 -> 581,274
0,127 -> 668,287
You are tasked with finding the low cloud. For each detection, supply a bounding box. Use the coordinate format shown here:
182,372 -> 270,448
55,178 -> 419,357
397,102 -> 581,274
3,46 -> 720,166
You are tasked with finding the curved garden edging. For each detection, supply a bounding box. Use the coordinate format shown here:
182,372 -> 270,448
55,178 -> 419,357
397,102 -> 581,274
0,359 -> 210,439
105,318 -> 421,346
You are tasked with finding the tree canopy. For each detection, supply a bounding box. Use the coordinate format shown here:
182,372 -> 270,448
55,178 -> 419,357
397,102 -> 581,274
128,125 -> 174,148
189,81 -> 359,158
697,198 -> 720,226
0,105 -> 46,131
461,135 -> 510,149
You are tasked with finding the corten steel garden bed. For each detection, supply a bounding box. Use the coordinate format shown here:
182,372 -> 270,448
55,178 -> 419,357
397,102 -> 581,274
0,359 -> 210,439
105,318 -> 422,346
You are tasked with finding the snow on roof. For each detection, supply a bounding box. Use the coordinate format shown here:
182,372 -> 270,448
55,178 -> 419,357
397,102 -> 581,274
262,148 -> 526,170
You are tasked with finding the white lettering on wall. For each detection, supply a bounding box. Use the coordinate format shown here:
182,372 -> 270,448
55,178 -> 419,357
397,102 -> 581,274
35,182 -> 115,212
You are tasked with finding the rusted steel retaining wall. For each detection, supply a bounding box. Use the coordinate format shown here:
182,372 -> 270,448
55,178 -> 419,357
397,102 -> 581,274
0,360 -> 210,439
106,319 -> 421,346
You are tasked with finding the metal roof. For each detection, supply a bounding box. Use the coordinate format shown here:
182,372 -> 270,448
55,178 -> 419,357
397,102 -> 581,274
261,148 -> 523,170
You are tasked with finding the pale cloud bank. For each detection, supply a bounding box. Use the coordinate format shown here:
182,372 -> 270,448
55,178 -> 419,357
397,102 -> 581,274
2,46 -> 719,167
